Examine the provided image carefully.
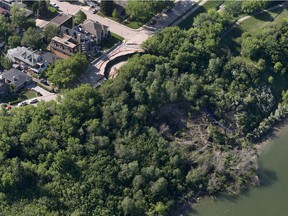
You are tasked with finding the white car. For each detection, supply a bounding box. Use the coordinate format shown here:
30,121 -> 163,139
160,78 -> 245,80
18,101 -> 28,107
49,2 -> 59,8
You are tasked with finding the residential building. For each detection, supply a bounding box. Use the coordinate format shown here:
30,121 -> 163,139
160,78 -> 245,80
50,35 -> 80,59
41,51 -> 60,64
7,46 -> 48,73
49,13 -> 73,28
74,19 -> 109,44
2,68 -> 32,90
50,26 -> 96,58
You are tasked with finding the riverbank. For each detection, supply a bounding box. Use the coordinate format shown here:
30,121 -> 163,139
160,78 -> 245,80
255,118 -> 288,154
189,122 -> 288,216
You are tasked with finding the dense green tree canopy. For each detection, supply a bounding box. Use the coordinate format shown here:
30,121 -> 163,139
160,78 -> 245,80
0,5 -> 288,216
125,0 -> 172,23
21,27 -> 43,49
43,24 -> 58,43
100,0 -> 114,16
74,10 -> 87,25
46,53 -> 88,88
10,4 -> 26,28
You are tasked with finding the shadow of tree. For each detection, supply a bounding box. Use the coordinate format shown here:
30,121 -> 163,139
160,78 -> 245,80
257,167 -> 278,187
254,11 -> 274,22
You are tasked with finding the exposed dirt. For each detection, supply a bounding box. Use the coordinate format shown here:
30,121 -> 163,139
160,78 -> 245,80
153,102 -> 212,148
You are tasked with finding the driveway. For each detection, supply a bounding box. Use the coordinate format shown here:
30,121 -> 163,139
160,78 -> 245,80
32,86 -> 51,97
30,84 -> 57,102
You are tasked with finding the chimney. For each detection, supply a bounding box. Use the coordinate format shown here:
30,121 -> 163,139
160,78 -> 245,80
77,34 -> 81,53
77,34 -> 81,44
13,76 -> 17,81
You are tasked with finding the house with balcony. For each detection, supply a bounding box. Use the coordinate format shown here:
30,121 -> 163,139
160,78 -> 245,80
6,46 -> 48,74
50,26 -> 96,58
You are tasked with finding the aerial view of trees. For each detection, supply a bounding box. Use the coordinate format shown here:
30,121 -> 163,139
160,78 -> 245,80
46,53 -> 88,88
21,27 -> 43,49
100,0 -> 114,16
225,0 -> 270,17
125,0 -> 173,23
0,4 -> 288,215
74,10 -> 87,25
10,4 -> 27,28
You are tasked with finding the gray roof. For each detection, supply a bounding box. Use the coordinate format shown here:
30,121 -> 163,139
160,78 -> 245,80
41,51 -> 60,64
80,20 -> 108,38
2,69 -> 32,89
7,46 -> 44,67
50,13 -> 72,28
60,26 -> 86,42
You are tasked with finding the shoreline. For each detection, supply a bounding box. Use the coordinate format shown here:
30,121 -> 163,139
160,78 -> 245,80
175,118 -> 288,216
254,118 -> 288,154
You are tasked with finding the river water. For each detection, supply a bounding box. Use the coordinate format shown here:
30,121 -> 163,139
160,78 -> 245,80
186,127 -> 288,216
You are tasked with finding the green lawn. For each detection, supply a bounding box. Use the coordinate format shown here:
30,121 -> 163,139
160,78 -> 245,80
125,21 -> 141,29
240,7 -> 288,35
178,1 -> 224,29
23,90 -> 38,99
100,33 -> 124,51
222,7 -> 288,56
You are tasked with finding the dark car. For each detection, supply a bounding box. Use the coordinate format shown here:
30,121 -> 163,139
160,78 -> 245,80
40,79 -> 48,85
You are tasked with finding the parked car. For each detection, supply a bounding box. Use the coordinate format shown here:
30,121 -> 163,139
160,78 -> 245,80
49,2 -> 59,8
29,98 -> 39,104
0,103 -> 12,110
5,105 -> 12,110
40,78 -> 48,85
86,1 -> 96,8
18,101 -> 28,107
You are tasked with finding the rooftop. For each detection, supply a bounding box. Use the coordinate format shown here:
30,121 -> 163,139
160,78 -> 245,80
50,13 -> 72,28
51,35 -> 78,49
2,68 -> 32,89
7,46 -> 44,67
79,19 -> 108,37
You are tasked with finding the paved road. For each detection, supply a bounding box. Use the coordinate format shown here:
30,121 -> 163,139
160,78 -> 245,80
50,0 -> 202,87
50,0 -> 198,44
50,0 -> 141,41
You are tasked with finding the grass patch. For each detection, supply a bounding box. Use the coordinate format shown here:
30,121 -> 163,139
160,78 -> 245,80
125,21 -> 141,29
99,33 -> 124,51
23,90 -> 38,100
178,1 -> 224,29
240,7 -> 288,35
221,6 -> 288,56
